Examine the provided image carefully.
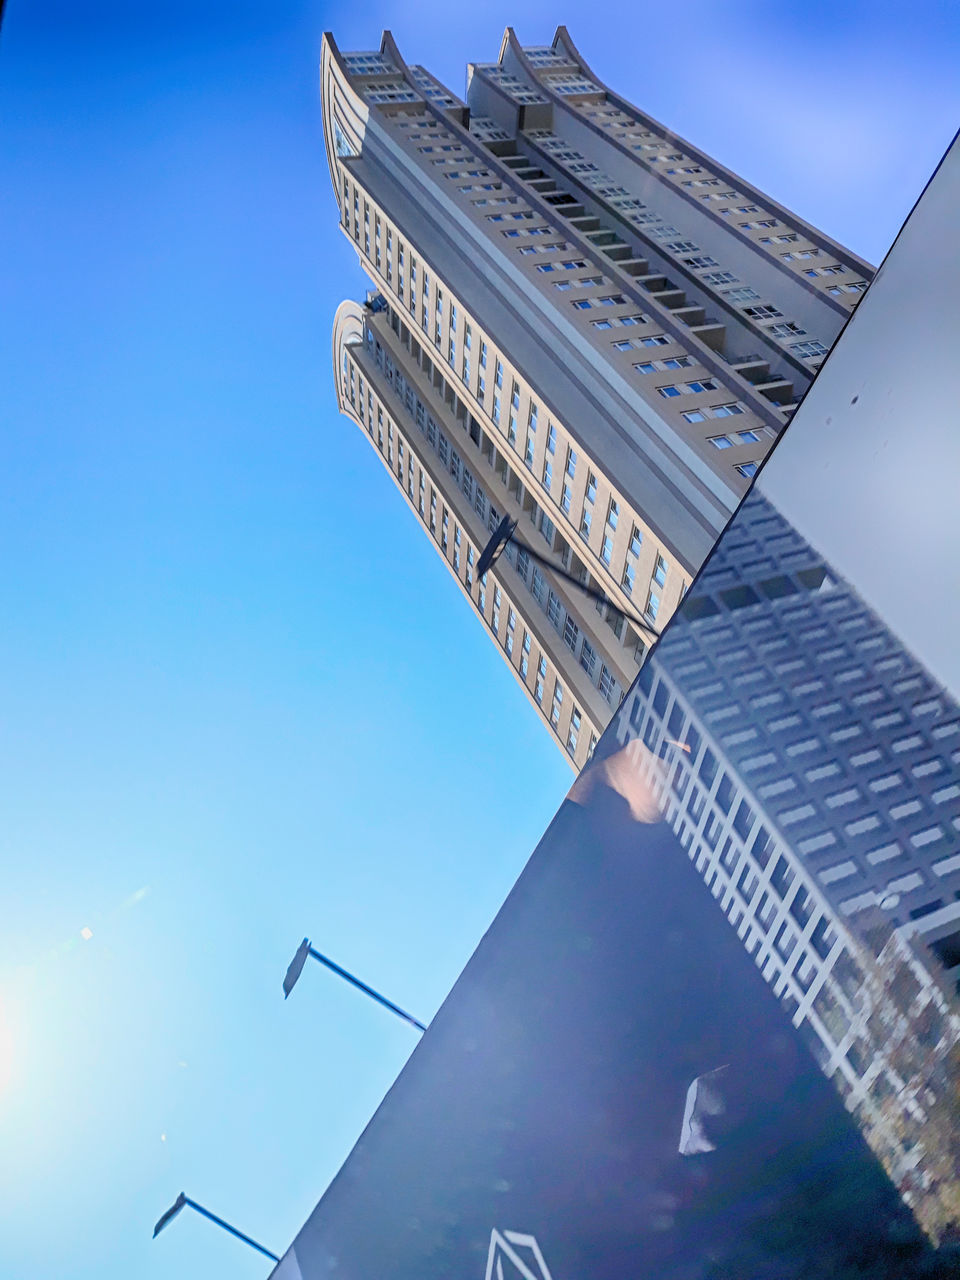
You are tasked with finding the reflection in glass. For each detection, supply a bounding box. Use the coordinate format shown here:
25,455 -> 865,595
608,486 -> 960,1246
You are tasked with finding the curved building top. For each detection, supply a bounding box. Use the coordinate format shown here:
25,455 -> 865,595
331,297 -> 365,422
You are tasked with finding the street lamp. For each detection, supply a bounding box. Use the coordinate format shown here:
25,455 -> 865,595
477,515 -> 661,640
283,938 -> 427,1033
152,1192 -> 279,1263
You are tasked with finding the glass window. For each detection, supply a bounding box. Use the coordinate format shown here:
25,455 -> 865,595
566,708 -> 581,756
550,679 -> 563,727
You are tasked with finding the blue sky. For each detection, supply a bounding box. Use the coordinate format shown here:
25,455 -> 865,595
0,2 -> 957,1276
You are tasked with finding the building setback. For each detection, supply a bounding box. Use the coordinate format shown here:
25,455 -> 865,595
323,27 -> 874,768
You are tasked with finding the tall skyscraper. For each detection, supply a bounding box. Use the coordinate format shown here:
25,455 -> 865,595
607,486 -> 960,1238
263,97 -> 959,1280
323,27 -> 874,767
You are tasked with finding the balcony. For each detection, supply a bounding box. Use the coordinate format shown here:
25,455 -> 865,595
726,352 -> 764,368
647,287 -> 687,309
586,229 -> 621,247
672,305 -> 706,326
689,322 -> 726,351
754,377 -> 795,405
618,257 -> 651,277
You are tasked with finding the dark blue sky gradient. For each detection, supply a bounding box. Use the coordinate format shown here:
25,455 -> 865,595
0,3 -> 957,1276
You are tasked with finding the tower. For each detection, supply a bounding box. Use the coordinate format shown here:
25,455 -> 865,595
323,28 -> 873,767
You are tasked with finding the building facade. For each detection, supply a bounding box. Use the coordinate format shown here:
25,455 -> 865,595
323,27 -> 874,768
610,487 -> 960,1237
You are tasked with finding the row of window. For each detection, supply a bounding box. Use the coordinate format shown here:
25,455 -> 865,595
397,215 -> 669,610
342,52 -> 395,74
341,135 -> 689,621
655,501 -> 960,927
389,121 -> 780,465
505,540 -> 624,709
395,121 -> 779,474
572,103 -> 866,308
522,46 -> 571,67
518,134 -> 819,434
407,65 -> 460,108
474,65 -> 547,106
622,662 -> 859,1070
359,317 -> 639,722
349,342 -> 590,751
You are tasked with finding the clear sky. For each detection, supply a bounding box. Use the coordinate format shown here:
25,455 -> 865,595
0,3 -> 957,1277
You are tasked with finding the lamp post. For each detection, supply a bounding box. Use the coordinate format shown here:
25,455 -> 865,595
283,938 -> 427,1033
477,515 -> 661,640
152,1192 -> 279,1263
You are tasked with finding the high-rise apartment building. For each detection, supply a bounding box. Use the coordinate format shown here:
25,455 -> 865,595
323,27 -> 874,768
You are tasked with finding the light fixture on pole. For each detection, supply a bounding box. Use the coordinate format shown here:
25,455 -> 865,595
477,515 -> 661,640
283,937 -> 426,1033
152,1192 -> 279,1263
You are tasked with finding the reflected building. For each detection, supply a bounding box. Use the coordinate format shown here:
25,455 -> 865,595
611,488 -> 960,1240
322,27 -> 873,768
